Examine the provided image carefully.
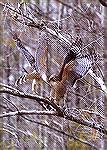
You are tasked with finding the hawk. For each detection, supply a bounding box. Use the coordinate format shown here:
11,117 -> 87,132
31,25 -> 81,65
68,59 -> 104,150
49,38 -> 97,105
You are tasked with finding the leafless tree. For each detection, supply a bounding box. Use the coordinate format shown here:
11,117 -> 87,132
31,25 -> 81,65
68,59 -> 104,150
0,0 -> 106,150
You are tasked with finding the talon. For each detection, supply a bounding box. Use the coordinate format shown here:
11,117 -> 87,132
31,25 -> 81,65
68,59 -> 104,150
15,80 -> 18,86
15,78 -> 21,86
32,79 -> 36,93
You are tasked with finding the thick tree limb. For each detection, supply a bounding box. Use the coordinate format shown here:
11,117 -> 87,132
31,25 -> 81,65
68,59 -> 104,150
0,83 -> 63,114
0,1 -> 106,136
0,83 -> 107,135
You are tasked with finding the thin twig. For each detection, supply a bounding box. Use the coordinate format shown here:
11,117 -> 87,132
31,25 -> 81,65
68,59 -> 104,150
0,110 -> 57,118
21,116 -> 97,149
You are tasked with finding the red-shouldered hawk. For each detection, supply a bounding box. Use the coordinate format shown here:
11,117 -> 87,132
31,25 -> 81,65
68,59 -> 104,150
49,38 -> 98,105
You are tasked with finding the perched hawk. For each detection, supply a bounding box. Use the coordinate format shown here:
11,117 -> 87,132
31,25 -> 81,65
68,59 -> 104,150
13,34 -> 98,105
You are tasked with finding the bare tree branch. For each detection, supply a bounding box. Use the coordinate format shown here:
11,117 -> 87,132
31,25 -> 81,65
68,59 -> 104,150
1,117 -> 97,149
0,83 -> 107,135
0,2 -> 106,96
0,1 -> 105,149
0,110 -> 57,118
21,116 -> 97,149
0,83 -> 63,114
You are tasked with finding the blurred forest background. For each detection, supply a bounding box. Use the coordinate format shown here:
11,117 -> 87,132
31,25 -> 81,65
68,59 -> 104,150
0,0 -> 107,150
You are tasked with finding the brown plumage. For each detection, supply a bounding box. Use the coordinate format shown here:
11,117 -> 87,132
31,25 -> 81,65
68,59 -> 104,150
49,61 -> 81,105
49,54 -> 92,105
50,80 -> 66,105
15,70 -> 44,93
49,37 -> 82,83
49,37 -> 95,105
14,34 -> 47,93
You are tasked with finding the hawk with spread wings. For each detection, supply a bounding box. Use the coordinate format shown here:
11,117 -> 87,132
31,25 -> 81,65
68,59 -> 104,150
13,34 -> 98,105
49,37 -> 98,105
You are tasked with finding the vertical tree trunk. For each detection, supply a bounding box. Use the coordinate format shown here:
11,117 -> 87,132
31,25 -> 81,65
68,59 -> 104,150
6,49 -> 12,145
0,13 -> 3,149
104,6 -> 107,150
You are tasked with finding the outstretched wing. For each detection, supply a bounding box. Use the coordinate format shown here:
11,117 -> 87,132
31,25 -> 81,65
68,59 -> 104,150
64,37 -> 82,65
13,34 -> 36,70
16,38 -> 36,68
73,56 -> 92,77
54,37 -> 83,81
